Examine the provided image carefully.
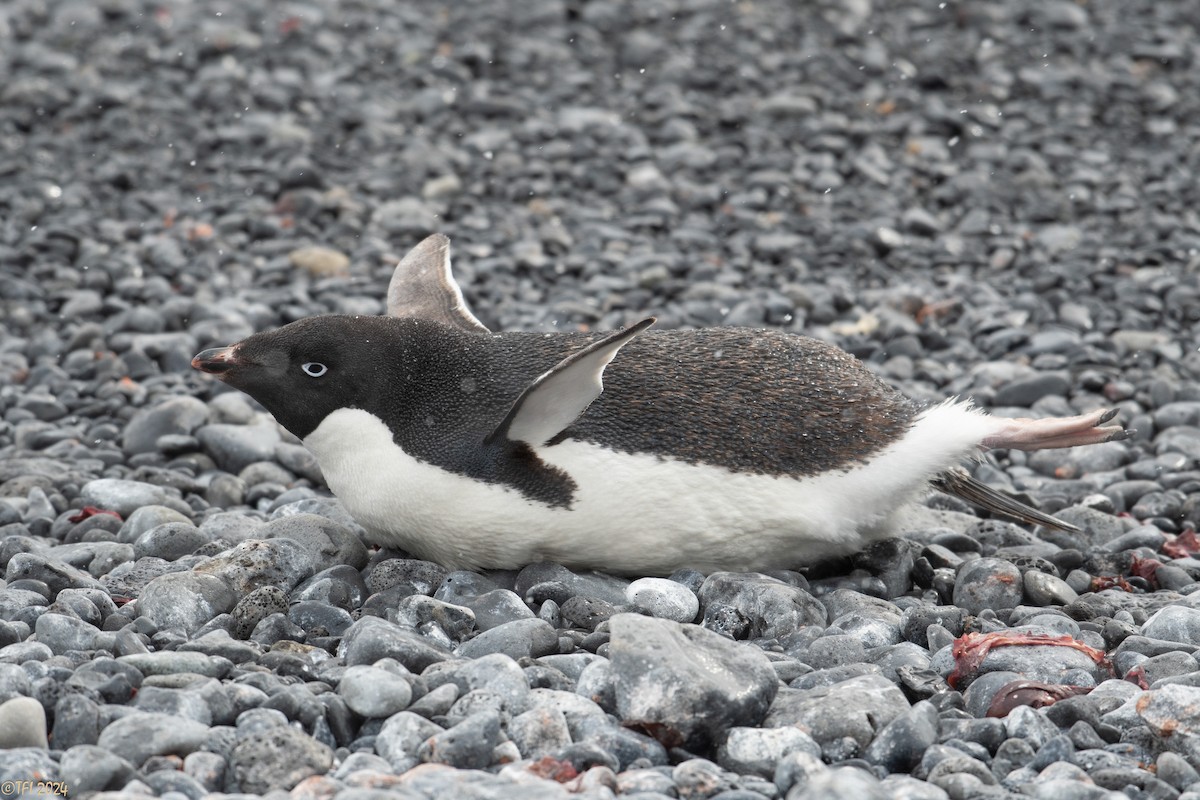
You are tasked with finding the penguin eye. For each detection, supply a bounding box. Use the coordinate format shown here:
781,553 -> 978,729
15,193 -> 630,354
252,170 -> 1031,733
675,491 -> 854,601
301,362 -> 328,378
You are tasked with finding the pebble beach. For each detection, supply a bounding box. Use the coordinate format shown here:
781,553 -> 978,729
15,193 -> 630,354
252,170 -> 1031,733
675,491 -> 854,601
3,0 -> 1200,798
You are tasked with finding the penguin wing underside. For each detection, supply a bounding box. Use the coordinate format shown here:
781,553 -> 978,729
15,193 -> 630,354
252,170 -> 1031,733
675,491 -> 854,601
388,234 -> 490,333
486,318 -> 656,447
932,466 -> 1079,533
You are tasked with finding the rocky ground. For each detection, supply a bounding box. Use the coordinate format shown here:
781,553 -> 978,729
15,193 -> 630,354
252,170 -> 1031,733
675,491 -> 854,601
3,0 -> 1200,798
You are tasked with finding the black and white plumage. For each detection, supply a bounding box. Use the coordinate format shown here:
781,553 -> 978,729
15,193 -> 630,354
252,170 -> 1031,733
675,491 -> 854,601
192,234 -> 1127,574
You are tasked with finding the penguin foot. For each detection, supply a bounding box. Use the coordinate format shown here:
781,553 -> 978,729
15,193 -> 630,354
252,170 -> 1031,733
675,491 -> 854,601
980,407 -> 1129,452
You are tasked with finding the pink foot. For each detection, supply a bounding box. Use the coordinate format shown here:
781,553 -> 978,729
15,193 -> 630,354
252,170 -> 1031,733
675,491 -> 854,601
981,408 -> 1130,451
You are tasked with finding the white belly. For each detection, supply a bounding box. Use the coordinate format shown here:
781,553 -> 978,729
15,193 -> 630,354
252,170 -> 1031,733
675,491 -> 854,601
302,401 -> 999,574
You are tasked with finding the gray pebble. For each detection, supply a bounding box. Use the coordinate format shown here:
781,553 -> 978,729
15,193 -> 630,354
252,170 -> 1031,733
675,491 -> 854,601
137,571 -> 238,635
1023,570 -> 1079,606
196,422 -> 282,473
34,611 -> 99,654
122,396 -> 209,456
417,709 -> 500,768
1141,606 -> 1200,646
117,505 -> 192,544
338,665 -> 413,718
133,521 -> 210,561
953,558 -> 1024,614
765,673 -> 909,749
58,743 -> 135,794
716,726 -> 821,779
609,613 -> 778,751
626,577 -> 700,622
698,572 -> 826,639
456,618 -> 558,660
79,479 -> 172,517
341,616 -> 452,672
193,537 -> 315,594
0,695 -> 49,748
461,589 -> 534,630
95,710 -> 212,766
230,725 -> 334,793
374,711 -> 444,770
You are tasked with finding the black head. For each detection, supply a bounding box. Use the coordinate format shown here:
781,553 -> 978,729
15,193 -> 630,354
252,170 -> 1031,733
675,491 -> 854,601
192,315 -> 435,439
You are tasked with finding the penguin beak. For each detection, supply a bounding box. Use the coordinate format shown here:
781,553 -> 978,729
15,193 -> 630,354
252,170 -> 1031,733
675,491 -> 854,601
192,346 -> 240,375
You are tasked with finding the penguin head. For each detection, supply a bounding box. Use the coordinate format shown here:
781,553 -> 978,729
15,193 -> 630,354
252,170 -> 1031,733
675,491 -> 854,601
192,315 -> 406,439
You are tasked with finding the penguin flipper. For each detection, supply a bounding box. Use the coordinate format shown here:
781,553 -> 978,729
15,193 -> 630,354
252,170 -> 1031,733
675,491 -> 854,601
388,234 -> 491,333
931,466 -> 1080,533
487,318 -> 656,447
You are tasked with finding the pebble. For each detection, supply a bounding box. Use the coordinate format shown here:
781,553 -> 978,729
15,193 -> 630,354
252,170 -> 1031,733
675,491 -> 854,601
456,617 -> 558,660
79,479 -> 172,517
341,616 -> 452,672
1141,606 -> 1200,645
137,571 -> 238,635
95,711 -> 212,766
58,744 -> 135,795
196,423 -> 282,473
338,664 -> 414,717
608,613 -> 778,751
0,695 -> 49,748
417,709 -> 501,768
698,572 -> 826,639
953,558 -> 1024,614
625,577 -> 700,622
121,396 -> 209,456
230,725 -> 335,793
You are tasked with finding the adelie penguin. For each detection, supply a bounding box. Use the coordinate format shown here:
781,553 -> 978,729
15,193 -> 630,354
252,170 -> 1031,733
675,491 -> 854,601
193,234 -> 1129,575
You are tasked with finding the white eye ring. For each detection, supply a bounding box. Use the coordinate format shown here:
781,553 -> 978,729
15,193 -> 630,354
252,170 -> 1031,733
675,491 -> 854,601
302,362 -> 328,378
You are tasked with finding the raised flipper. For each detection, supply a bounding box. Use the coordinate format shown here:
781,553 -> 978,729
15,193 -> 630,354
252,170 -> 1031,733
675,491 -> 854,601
388,234 -> 491,333
486,318 -> 656,447
931,467 -> 1079,533
982,408 -> 1130,451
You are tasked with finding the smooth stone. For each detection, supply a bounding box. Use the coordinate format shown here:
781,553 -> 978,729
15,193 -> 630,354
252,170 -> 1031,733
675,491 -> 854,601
1141,606 -> 1200,646
79,479 -> 172,517
339,665 -> 414,718
698,572 -> 826,639
34,612 -> 99,654
417,709 -> 501,769
117,651 -> 232,678
716,726 -> 821,779
95,711 -> 212,766
460,589 -> 534,631
260,512 -> 369,571
863,700 -> 938,772
196,423 -> 282,473
393,595 -> 476,642
374,711 -> 445,770
608,613 -> 778,751
122,396 -> 209,455
341,615 -> 451,672
0,695 -> 49,748
764,673 -> 910,748
133,522 -> 210,561
456,618 -> 558,660
953,558 -> 1024,614
58,744 -> 136,794
117,506 -> 193,544
137,571 -> 238,635
626,577 -> 700,623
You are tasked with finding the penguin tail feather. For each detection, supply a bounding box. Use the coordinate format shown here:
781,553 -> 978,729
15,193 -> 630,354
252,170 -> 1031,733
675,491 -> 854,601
931,466 -> 1080,533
